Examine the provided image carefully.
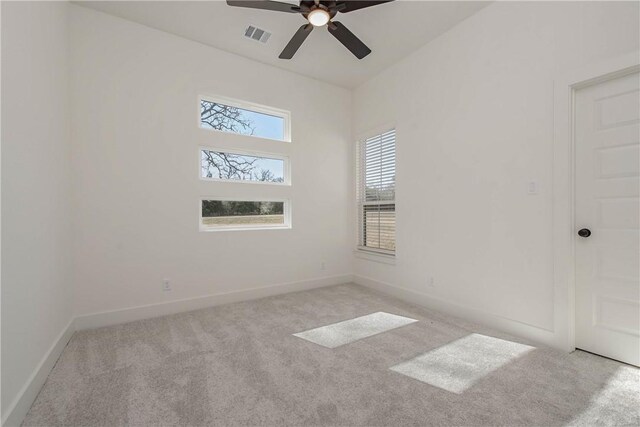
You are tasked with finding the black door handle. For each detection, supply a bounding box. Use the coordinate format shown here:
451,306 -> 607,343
578,228 -> 591,238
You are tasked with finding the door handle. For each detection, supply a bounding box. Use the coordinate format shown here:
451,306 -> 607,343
578,228 -> 592,238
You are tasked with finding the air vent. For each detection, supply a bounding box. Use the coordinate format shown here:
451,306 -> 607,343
244,25 -> 271,43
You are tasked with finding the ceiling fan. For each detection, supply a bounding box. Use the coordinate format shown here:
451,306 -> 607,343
226,0 -> 394,60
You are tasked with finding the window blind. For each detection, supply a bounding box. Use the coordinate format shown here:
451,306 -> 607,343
357,129 -> 396,254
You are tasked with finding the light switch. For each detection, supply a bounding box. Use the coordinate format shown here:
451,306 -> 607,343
527,180 -> 539,195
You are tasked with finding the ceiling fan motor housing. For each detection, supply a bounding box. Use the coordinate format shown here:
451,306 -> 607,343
302,2 -> 338,21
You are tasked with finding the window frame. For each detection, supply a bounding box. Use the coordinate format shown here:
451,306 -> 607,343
198,94 -> 292,143
198,146 -> 291,186
199,197 -> 292,232
355,125 -> 397,257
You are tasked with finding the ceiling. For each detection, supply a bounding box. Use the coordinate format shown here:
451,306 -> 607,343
74,1 -> 491,88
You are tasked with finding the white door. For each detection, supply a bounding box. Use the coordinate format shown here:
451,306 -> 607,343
575,70 -> 640,366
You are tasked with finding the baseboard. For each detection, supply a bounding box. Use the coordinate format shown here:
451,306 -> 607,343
3,275 -> 352,426
354,274 -> 562,349
75,274 -> 353,330
2,319 -> 76,427
5,274 -> 561,427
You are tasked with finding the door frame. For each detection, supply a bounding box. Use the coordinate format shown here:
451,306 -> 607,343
552,52 -> 640,353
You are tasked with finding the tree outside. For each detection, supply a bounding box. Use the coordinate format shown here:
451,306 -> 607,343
200,100 -> 284,183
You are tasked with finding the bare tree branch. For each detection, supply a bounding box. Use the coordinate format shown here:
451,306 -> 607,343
201,151 -> 258,180
200,100 -> 270,179
200,101 -> 255,136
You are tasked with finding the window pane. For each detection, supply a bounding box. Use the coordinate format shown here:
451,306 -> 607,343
363,204 -> 396,251
200,99 -> 285,141
201,149 -> 285,183
364,130 -> 396,201
201,200 -> 287,230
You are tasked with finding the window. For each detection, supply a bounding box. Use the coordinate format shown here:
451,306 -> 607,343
200,95 -> 290,142
200,148 -> 289,184
200,199 -> 290,231
356,128 -> 396,254
198,96 -> 292,232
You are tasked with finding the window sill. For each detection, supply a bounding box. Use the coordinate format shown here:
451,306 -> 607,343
200,225 -> 291,232
354,249 -> 396,265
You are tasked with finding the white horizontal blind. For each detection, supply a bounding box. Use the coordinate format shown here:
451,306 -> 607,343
357,129 -> 396,254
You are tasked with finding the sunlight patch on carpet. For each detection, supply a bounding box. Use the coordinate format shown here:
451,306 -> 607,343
293,312 -> 418,348
390,333 -> 534,393
565,366 -> 640,426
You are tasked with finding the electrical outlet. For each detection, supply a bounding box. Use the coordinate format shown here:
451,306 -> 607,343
320,261 -> 326,271
162,279 -> 171,292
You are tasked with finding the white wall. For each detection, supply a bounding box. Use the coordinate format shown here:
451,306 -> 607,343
353,1 -> 639,349
3,2 -> 636,422
70,5 -> 353,317
1,0 -> 74,421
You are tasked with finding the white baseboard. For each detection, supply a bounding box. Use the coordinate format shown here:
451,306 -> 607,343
3,274 -> 351,427
2,319 -> 76,427
75,274 -> 353,330
354,274 -> 562,349
1,274 -> 565,427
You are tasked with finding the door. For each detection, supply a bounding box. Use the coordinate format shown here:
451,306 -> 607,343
575,70 -> 640,366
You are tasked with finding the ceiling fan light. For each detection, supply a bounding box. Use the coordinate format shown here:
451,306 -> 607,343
307,9 -> 330,26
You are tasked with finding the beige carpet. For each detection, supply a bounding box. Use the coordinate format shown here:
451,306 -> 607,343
293,311 -> 418,348
23,283 -> 640,426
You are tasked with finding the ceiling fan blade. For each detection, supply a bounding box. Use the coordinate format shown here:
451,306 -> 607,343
279,24 -> 314,59
226,1 -> 300,13
327,21 -> 371,59
336,0 -> 394,13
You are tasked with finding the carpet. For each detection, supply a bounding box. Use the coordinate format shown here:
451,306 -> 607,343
293,311 -> 418,348
22,283 -> 640,426
389,333 -> 534,393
